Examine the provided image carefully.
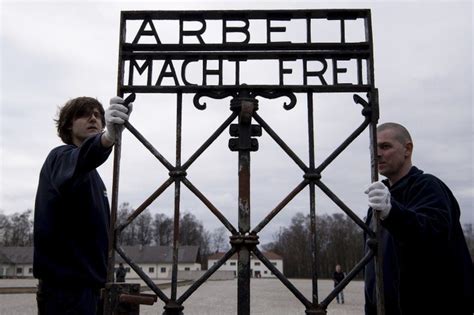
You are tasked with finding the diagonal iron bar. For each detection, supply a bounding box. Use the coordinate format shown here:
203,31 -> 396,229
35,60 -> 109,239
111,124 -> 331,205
177,247 -> 238,304
252,179 -> 308,234
181,177 -> 238,235
314,179 -> 373,237
315,117 -> 370,174
124,120 -> 174,171
116,245 -> 170,303
252,247 -> 312,309
116,177 -> 175,232
253,112 -> 308,172
182,111 -> 238,170
320,249 -> 375,308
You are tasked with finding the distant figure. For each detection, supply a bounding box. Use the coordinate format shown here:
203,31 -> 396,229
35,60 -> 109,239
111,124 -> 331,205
333,264 -> 345,304
363,122 -> 474,314
116,263 -> 127,283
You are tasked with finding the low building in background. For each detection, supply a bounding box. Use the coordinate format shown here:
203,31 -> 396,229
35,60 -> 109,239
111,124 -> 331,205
116,245 -> 202,279
0,245 -> 201,279
208,251 -> 283,278
0,247 -> 33,278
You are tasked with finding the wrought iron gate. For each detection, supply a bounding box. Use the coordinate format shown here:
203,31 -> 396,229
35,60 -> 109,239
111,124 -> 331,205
103,9 -> 385,315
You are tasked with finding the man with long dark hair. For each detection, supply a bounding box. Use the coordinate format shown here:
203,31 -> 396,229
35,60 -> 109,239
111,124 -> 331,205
34,96 -> 132,314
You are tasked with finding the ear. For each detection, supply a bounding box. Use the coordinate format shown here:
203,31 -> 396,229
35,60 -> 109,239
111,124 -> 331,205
405,142 -> 413,157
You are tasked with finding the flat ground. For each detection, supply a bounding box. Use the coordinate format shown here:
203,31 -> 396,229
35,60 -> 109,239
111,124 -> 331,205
0,278 -> 364,314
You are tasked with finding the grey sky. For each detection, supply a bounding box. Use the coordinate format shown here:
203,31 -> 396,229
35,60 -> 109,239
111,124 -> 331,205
1,0 -> 472,244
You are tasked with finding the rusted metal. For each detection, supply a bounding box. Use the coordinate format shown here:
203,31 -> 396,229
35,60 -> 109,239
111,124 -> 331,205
320,250 -> 374,308
307,92 -> 319,306
116,246 -> 169,303
105,93 -> 136,314
368,89 -> 385,315
230,93 -> 260,315
252,247 -> 312,309
177,247 -> 238,304
107,8 -> 383,315
119,293 -> 157,306
103,283 -> 152,315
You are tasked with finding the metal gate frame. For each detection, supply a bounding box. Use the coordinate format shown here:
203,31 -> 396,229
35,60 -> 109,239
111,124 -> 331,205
103,9 -> 385,315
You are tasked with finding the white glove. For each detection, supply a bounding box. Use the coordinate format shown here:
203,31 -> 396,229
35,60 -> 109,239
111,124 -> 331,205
365,181 -> 392,220
103,96 -> 133,143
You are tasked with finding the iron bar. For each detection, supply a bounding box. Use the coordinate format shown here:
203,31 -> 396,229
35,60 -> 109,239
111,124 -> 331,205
122,43 -> 371,53
320,249 -> 374,308
368,89 -> 385,315
314,180 -> 374,237
124,121 -> 175,171
122,9 -> 370,20
234,97 -> 257,315
182,111 -> 238,170
307,92 -> 319,305
106,93 -> 135,285
253,112 -> 308,172
115,246 -> 170,303
116,177 -> 175,232
106,129 -> 122,285
119,293 -> 157,305
103,14 -> 128,313
181,177 -> 238,235
315,117 -> 370,173
122,85 -> 373,94
252,247 -> 312,309
171,93 -> 183,303
122,50 -> 370,59
177,247 -> 238,304
251,180 -> 308,234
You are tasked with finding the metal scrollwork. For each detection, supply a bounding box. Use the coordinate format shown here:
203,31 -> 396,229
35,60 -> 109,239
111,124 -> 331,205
193,90 -> 236,110
254,90 -> 297,110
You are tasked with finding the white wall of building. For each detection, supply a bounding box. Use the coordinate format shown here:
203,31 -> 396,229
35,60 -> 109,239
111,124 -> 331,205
14,264 -> 34,278
208,257 -> 283,278
115,262 -> 201,280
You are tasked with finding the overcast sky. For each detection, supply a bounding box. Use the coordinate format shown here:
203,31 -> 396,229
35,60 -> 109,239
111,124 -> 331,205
1,0 -> 472,244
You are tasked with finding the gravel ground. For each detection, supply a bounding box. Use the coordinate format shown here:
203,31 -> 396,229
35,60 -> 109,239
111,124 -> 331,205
0,278 -> 364,315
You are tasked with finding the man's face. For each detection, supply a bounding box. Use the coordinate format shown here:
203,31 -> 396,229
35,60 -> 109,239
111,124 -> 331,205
70,108 -> 104,146
377,128 -> 411,181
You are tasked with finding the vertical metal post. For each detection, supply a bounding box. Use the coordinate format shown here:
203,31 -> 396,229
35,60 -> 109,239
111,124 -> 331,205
104,13 -> 127,314
164,92 -> 185,315
307,92 -> 319,306
369,89 -> 385,315
238,145 -> 251,315
230,93 -> 258,315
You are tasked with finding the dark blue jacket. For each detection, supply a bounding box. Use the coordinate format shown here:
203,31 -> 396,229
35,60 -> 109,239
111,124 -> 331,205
365,166 -> 473,315
33,134 -> 112,288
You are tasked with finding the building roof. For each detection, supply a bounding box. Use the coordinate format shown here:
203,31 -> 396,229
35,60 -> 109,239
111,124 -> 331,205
0,245 -> 201,265
117,245 -> 201,264
208,251 -> 282,261
0,247 -> 33,264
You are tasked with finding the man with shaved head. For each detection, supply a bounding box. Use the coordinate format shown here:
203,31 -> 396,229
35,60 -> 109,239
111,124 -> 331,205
364,122 -> 473,315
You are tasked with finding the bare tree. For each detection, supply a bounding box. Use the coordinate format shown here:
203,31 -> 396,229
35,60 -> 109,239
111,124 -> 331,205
135,209 -> 153,246
0,210 -> 33,246
117,202 -> 138,246
179,212 -> 211,257
210,226 -> 230,253
264,212 -> 363,279
152,213 -> 173,246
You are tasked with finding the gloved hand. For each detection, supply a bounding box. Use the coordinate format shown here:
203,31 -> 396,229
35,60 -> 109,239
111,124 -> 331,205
103,96 -> 133,143
365,181 -> 392,219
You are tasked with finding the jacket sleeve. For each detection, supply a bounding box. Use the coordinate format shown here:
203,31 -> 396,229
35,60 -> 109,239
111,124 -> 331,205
382,175 -> 456,245
49,134 -> 112,193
